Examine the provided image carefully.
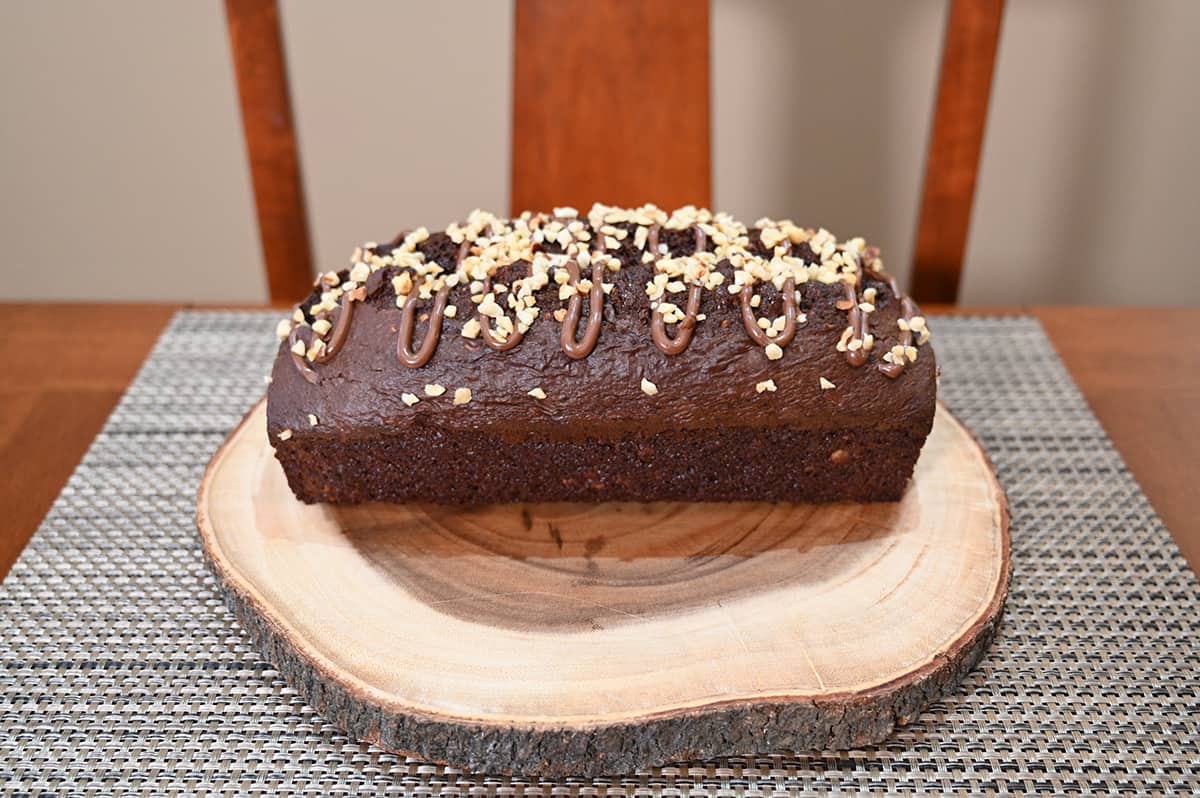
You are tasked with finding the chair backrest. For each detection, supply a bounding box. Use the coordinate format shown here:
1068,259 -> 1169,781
226,0 -> 1003,304
511,0 -> 711,214
225,0 -> 315,303
912,0 -> 1005,303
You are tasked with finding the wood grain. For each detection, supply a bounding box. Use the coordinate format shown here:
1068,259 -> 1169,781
198,401 -> 1009,774
0,304 -> 177,578
225,0 -> 315,302
511,0 -> 711,214
1034,306 -> 1200,571
911,0 -> 1005,303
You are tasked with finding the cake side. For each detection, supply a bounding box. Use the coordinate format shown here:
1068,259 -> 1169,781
266,205 -> 936,504
273,424 -> 927,504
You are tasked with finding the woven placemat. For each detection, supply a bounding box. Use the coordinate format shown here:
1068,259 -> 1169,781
1,312 -> 1196,796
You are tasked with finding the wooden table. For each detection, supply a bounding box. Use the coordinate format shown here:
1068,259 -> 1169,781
2,304 -> 1197,579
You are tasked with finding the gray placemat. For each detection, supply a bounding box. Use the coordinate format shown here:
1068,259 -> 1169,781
1,312 -> 1197,796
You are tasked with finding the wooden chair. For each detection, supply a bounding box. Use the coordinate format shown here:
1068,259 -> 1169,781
226,0 -> 1003,304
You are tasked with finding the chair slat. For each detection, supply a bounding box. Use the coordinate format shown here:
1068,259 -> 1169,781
225,0 -> 315,302
511,0 -> 711,214
911,0 -> 1005,304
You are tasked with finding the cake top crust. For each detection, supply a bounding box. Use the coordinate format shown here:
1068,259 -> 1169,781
275,203 -> 929,382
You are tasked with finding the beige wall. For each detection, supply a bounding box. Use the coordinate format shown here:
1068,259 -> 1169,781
713,0 -> 946,291
279,0 -> 513,276
0,0 -> 264,302
962,0 -> 1200,305
4,1 -> 1198,305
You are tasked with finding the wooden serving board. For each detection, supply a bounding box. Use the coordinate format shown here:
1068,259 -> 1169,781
197,401 -> 1009,776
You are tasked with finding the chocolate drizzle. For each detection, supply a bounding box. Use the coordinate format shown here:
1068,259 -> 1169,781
650,225 -> 706,355
396,284 -> 451,368
281,207 -> 929,383
560,258 -> 606,359
740,279 -> 799,348
875,271 -> 918,379
320,293 -> 356,360
395,240 -> 467,369
478,271 -> 527,352
842,275 -> 869,367
740,238 -> 799,348
287,326 -> 320,384
287,291 -> 357,384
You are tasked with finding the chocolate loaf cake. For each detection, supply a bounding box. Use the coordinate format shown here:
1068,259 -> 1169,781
267,204 -> 935,504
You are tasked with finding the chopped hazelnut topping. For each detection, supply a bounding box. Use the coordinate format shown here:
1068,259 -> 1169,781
424,383 -> 446,397
453,387 -> 472,405
756,379 -> 778,393
634,226 -> 649,250
819,377 -> 836,390
460,318 -> 482,339
307,414 -> 318,426
640,378 -> 659,396
478,295 -> 503,318
277,429 -> 293,441
401,392 -> 420,407
279,205 -> 923,386
528,387 -> 547,399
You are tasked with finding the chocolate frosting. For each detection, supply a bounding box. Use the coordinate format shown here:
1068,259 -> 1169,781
268,207 -> 935,444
